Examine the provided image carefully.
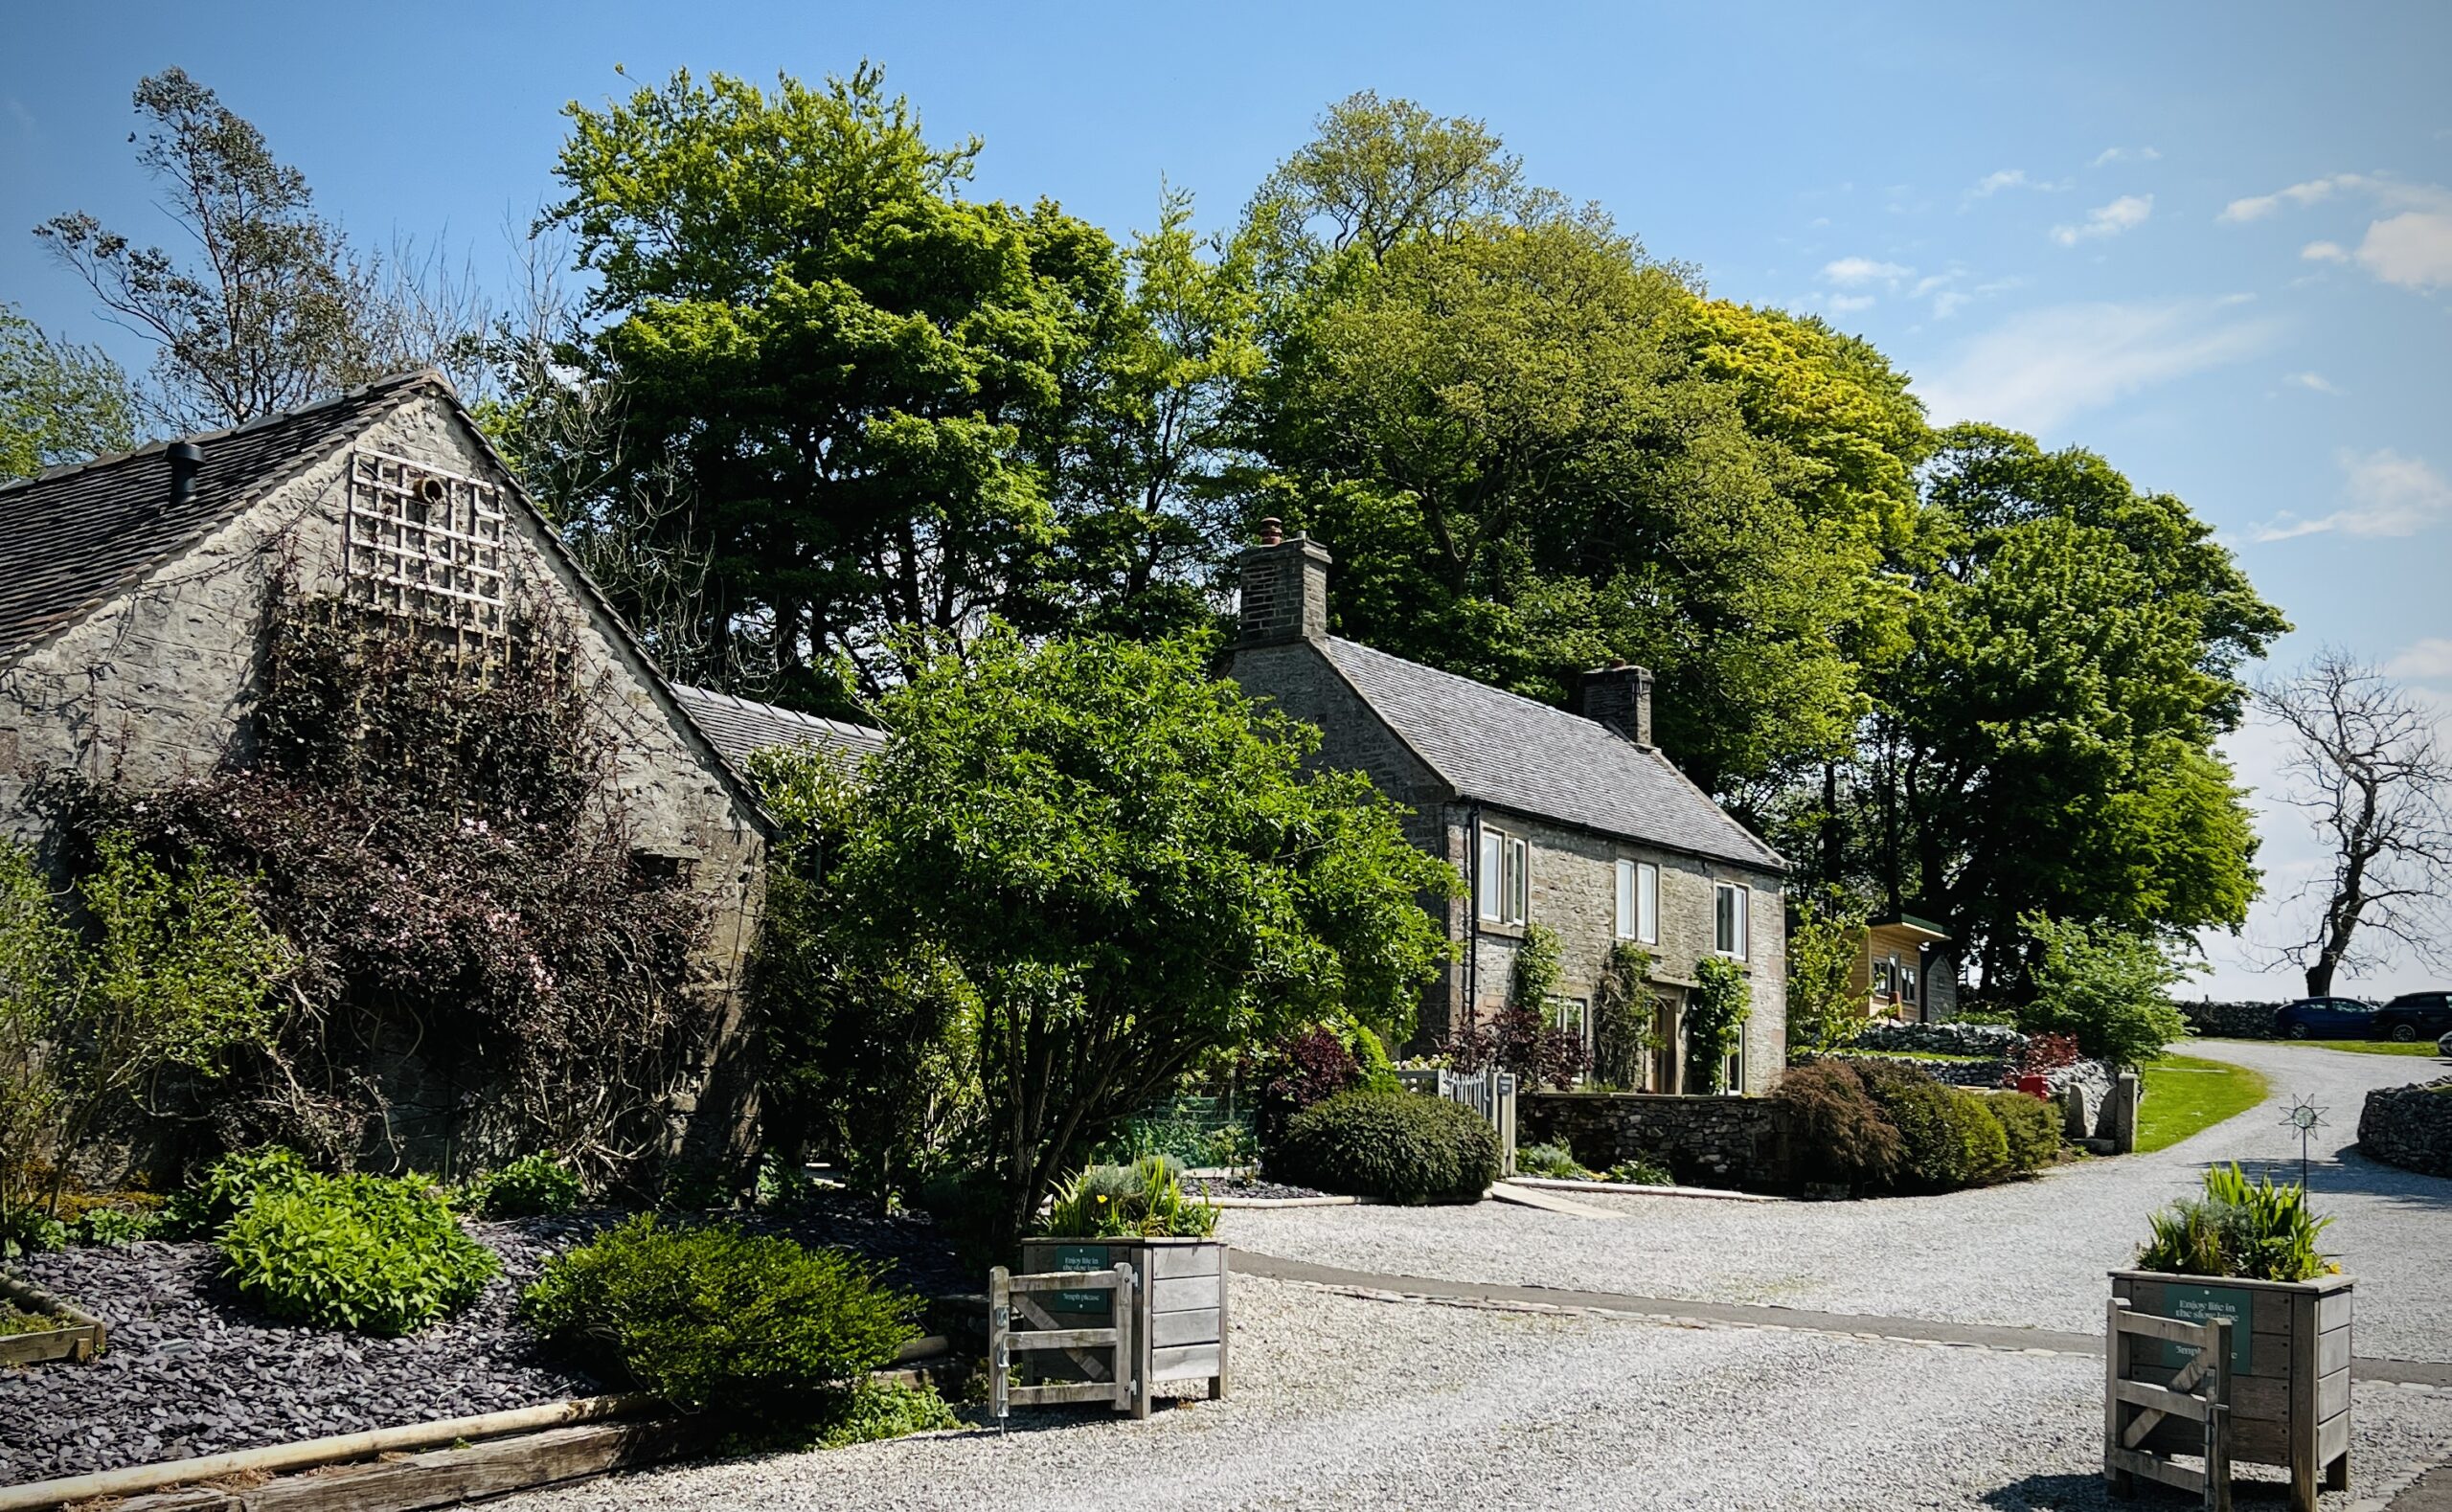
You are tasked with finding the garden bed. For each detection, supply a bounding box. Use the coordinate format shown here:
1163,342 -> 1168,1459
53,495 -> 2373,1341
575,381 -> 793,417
0,1193 -> 965,1488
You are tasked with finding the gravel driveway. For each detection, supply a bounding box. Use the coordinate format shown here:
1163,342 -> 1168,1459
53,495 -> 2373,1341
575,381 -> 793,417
503,1275 -> 2452,1512
1224,1040 -> 2452,1362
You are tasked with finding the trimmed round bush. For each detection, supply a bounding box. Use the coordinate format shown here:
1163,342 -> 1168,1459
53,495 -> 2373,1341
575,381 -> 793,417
473,1153 -> 583,1218
1269,1090 -> 1500,1204
219,1172 -> 500,1335
1857,1063 -> 2009,1193
1981,1090 -> 2063,1175
519,1214 -> 921,1424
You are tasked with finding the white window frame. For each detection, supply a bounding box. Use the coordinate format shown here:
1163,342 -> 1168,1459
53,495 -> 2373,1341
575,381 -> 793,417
1724,1020 -> 1747,1095
1545,994 -> 1589,1046
1477,825 -> 1529,927
1615,859 -> 1659,945
1714,882 -> 1750,961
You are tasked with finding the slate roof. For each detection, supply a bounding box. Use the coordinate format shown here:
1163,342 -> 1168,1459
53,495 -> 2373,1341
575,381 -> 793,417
670,685 -> 887,769
1317,636 -> 1785,871
0,373 -> 435,658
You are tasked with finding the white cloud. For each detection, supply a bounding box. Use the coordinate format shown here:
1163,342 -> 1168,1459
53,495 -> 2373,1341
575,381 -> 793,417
2092,146 -> 2161,167
2251,448 -> 2452,542
1966,169 -> 2068,199
1828,293 -> 1876,312
2221,176 -> 2361,222
1914,298 -> 2280,433
2385,638 -> 2452,681
2284,372 -> 2342,394
2300,240 -> 2349,262
1932,291 -> 1971,319
1822,257 -> 1912,285
2051,194 -> 2153,245
2354,212 -> 2452,289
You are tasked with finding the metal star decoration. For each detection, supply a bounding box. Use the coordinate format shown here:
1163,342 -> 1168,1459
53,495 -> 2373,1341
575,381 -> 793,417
2280,1095 -> 2327,1190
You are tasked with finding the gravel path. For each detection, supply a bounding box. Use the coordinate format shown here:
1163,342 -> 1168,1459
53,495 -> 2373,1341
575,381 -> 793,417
1223,1040 -> 2452,1362
499,1275 -> 2452,1512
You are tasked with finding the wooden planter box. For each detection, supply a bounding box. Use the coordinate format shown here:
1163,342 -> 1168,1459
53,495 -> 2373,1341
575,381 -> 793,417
2108,1269 -> 2351,1510
1016,1237 -> 1229,1410
0,1270 -> 107,1367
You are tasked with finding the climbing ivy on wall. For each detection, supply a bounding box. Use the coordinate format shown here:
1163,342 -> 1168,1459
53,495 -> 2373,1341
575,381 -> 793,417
57,584 -> 710,1184
1590,941 -> 1657,1091
1688,956 -> 1754,1096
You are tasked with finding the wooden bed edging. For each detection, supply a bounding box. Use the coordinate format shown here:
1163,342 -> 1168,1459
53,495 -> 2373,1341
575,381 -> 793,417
0,1272 -> 107,1367
0,1393 -> 656,1511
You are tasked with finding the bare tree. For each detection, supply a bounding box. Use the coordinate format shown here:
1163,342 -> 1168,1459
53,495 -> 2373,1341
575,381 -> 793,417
2257,651 -> 2452,997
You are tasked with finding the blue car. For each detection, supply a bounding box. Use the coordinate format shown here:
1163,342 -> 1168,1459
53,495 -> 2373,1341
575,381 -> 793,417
2272,997 -> 2379,1040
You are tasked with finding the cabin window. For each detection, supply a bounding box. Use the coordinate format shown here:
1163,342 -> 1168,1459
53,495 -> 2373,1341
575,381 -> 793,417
1714,882 -> 1750,960
1478,825 -> 1528,926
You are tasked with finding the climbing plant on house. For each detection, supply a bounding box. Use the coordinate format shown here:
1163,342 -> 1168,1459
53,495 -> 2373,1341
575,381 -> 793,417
1687,956 -> 1753,1095
1590,940 -> 1657,1090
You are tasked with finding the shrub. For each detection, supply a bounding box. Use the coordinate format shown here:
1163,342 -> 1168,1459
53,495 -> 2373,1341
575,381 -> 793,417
76,1206 -> 163,1246
1444,1005 -> 1588,1091
1041,1156 -> 1218,1238
2015,913 -> 2194,1066
0,1207 -> 66,1258
1603,1156 -> 1674,1186
2136,1164 -> 2335,1282
817,1379 -> 960,1448
1252,1027 -> 1362,1149
2001,1031 -> 2081,1088
1773,1060 -> 1902,1190
1982,1091 -> 2062,1174
161,1145 -> 317,1238
1785,886 -> 1874,1056
219,1172 -> 500,1334
1515,1142 -> 1589,1180
1269,1090 -> 1500,1204
1857,1063 -> 2008,1193
472,1153 -> 583,1218
519,1214 -> 921,1425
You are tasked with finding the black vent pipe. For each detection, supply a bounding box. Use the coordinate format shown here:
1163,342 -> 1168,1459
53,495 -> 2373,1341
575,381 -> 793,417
168,441 -> 204,506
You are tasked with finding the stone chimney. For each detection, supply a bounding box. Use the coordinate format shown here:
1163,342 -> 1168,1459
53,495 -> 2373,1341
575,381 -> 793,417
1237,518 -> 1332,646
1579,662 -> 1654,746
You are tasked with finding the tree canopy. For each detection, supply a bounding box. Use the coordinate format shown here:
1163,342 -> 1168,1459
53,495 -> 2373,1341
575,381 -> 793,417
0,305 -> 137,482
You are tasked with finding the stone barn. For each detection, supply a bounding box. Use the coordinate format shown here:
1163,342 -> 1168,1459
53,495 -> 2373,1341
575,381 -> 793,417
0,369 -> 874,1173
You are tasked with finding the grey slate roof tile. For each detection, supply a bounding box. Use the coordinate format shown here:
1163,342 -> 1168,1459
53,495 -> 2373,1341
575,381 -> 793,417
1318,636 -> 1784,871
669,685 -> 886,770
0,372 -> 433,658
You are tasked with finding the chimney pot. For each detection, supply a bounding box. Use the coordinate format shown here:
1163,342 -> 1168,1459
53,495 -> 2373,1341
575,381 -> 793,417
168,441 -> 204,507
1258,516 -> 1284,546
1237,528 -> 1331,647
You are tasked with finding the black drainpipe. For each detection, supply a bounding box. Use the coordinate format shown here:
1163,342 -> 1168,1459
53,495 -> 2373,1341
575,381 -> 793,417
1463,800 -> 1483,1030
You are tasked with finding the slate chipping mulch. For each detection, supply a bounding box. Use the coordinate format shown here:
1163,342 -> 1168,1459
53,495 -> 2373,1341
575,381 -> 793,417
0,1195 -> 967,1488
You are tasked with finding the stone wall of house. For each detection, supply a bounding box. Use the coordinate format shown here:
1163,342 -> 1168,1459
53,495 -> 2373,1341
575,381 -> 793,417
2357,1078 -> 2452,1178
1520,1091 -> 1789,1192
1451,804 -> 1788,1096
0,390 -> 767,1169
2178,1001 -> 2285,1039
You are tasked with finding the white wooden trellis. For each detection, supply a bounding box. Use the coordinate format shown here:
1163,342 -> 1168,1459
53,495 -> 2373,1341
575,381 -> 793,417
343,449 -> 508,657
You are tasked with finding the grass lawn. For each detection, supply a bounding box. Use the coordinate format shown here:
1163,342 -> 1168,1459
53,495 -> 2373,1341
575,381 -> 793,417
2136,1054 -> 2273,1154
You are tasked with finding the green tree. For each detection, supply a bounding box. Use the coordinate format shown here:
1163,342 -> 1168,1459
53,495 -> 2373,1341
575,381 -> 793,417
806,627 -> 1454,1248
2016,912 -> 2195,1066
36,69 -> 480,431
543,64 -> 1178,712
0,305 -> 138,480
1785,887 -> 1873,1056
1854,425 -> 2286,990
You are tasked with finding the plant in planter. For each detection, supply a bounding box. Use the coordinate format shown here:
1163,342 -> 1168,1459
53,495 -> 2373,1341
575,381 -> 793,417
2111,1163 -> 2350,1507
1023,1155 -> 1230,1407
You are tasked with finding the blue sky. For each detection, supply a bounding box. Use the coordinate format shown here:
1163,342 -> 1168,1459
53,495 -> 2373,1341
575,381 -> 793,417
4,1 -> 2447,996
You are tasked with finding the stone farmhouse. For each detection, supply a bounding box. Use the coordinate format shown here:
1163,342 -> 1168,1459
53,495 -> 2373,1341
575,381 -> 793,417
0,370 -> 877,1160
1228,525 -> 1790,1095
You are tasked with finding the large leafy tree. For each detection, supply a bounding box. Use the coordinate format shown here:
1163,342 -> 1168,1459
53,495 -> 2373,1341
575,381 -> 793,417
0,304 -> 138,481
1855,425 -> 2287,992
545,65 -> 1204,711
791,627 -> 1453,1249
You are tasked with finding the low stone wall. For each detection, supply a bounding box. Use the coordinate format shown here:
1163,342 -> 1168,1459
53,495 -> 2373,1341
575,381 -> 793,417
1521,1092 -> 1788,1193
1802,1050 -> 2006,1088
2357,1078 -> 2452,1178
2178,1001 -> 2284,1040
1850,1020 -> 2027,1058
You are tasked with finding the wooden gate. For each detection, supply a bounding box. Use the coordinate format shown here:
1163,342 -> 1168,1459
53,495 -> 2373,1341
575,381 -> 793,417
2106,1298 -> 2236,1511
988,1264 -> 1139,1424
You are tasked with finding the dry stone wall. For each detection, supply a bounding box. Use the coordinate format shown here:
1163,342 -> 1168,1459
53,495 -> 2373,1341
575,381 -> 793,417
1521,1092 -> 1788,1192
2357,1078 -> 2452,1178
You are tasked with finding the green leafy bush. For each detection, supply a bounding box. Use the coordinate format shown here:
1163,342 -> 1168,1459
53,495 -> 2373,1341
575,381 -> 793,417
1269,1090 -> 1500,1205
817,1379 -> 960,1448
1857,1063 -> 2008,1193
161,1145 -> 316,1238
1040,1156 -> 1218,1238
1,1207 -> 66,1258
1688,956 -> 1753,1095
1772,1060 -> 1902,1191
1981,1092 -> 2062,1174
1515,1142 -> 1589,1180
2015,913 -> 2194,1066
75,1206 -> 162,1246
519,1214 -> 921,1426
1603,1156 -> 1674,1186
2136,1163 -> 2336,1282
219,1172 -> 500,1334
471,1154 -> 583,1218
